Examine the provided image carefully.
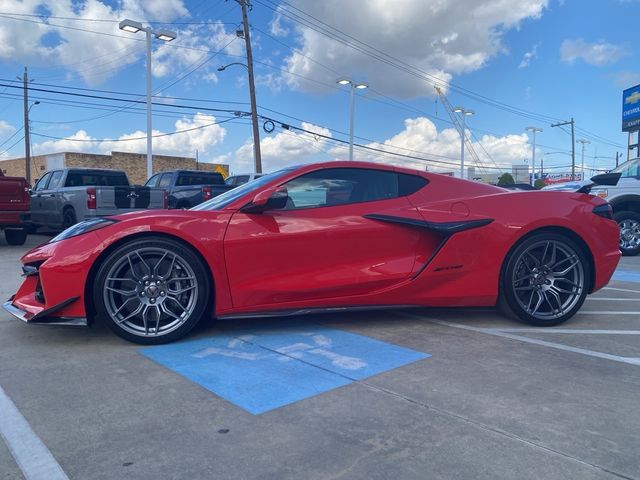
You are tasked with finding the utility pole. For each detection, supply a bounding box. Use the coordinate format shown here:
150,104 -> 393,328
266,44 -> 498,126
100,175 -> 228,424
526,127 -> 542,186
577,139 -> 590,180
20,67 -> 32,184
238,0 -> 262,173
551,118 -> 576,180
615,152 -> 620,168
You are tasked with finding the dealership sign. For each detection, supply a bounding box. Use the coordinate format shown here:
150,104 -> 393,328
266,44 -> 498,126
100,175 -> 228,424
543,172 -> 583,185
622,84 -> 640,131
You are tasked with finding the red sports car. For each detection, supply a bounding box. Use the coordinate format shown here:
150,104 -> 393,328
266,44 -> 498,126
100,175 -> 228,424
4,161 -> 621,344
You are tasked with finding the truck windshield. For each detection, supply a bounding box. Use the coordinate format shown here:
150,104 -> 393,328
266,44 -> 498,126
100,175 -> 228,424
176,173 -> 224,186
192,167 -> 296,211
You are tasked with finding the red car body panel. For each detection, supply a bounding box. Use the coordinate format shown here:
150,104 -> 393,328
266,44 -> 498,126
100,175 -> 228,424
6,161 -> 620,325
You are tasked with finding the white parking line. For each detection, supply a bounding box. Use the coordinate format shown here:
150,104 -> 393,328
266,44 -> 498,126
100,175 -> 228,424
486,328 -> 640,335
602,286 -> 640,294
586,297 -> 640,301
427,319 -> 640,367
0,385 -> 69,480
396,313 -> 640,367
576,311 -> 640,315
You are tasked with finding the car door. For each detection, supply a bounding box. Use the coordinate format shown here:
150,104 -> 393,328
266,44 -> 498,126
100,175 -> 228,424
30,172 -> 52,225
223,167 -> 442,309
41,170 -> 65,226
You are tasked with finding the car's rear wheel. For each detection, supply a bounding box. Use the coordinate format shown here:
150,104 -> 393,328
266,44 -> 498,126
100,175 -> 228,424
614,211 -> 640,256
500,233 -> 590,327
4,228 -> 27,246
94,236 -> 210,344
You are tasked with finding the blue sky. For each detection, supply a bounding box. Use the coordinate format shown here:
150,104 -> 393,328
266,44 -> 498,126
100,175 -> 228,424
0,0 -> 638,177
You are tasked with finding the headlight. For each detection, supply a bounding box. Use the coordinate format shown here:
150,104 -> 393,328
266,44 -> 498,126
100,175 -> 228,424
49,218 -> 117,243
593,189 -> 608,199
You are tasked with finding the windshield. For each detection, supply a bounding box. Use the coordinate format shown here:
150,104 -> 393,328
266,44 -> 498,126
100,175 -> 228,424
612,158 -> 640,178
191,167 -> 297,211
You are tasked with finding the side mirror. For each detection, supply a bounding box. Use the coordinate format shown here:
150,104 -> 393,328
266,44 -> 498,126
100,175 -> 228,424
241,186 -> 288,213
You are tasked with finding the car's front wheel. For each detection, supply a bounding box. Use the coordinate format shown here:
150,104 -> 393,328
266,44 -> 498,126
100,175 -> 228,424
614,211 -> 640,256
94,236 -> 211,344
500,233 -> 590,327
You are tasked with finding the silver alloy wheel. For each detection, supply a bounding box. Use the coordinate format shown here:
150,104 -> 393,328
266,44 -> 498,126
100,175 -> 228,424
103,247 -> 198,337
511,240 -> 585,320
619,219 -> 640,251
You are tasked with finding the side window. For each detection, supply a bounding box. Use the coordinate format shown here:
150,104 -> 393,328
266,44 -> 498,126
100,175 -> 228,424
236,175 -> 250,184
283,168 -> 410,210
34,172 -> 52,191
225,176 -> 237,186
621,160 -> 640,178
146,173 -> 162,187
47,170 -> 64,189
158,173 -> 173,188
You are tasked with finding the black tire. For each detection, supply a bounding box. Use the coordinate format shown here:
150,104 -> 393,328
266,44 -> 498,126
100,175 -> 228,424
500,232 -> 591,327
4,228 -> 27,246
93,236 -> 210,344
62,207 -> 77,230
614,210 -> 640,257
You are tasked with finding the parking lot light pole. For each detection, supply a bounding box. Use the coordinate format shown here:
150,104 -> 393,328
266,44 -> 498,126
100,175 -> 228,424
526,127 -> 543,186
577,139 -> 591,180
453,107 -> 474,179
337,79 -> 368,161
119,19 -> 176,180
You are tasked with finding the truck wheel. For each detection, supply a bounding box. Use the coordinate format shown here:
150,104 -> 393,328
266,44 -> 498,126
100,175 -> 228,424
5,228 -> 27,246
62,208 -> 77,230
614,211 -> 640,256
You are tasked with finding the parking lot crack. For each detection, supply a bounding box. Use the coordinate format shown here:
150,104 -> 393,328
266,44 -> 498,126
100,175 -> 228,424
357,381 -> 637,480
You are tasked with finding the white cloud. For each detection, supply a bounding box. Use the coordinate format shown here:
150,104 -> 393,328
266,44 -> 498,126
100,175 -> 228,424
268,12 -> 289,37
32,113 -> 227,159
560,39 -> 630,67
330,117 -> 531,173
152,21 -> 243,82
0,0 -> 190,85
608,71 -> 640,88
275,0 -> 548,97
518,44 -> 539,68
0,120 -> 19,159
232,122 -> 331,172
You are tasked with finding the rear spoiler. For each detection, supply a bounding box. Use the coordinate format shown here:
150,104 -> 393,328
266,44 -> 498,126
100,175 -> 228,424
576,172 -> 621,194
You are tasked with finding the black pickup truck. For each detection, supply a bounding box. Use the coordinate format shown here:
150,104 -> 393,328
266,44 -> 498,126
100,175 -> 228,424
145,170 -> 233,209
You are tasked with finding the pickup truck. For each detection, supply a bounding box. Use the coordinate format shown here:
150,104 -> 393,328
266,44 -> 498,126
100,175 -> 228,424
30,168 -> 166,230
0,170 -> 30,245
543,158 -> 640,256
145,170 -> 233,209
225,172 -> 264,187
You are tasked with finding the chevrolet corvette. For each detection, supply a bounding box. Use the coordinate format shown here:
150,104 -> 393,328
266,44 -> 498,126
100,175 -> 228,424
4,161 -> 621,344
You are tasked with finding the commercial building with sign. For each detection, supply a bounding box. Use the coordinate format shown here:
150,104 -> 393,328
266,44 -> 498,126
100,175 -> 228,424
623,84 -> 640,160
0,151 -> 229,185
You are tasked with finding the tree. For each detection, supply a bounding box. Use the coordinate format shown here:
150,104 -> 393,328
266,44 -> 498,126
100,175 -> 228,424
534,178 -> 546,189
497,172 -> 515,186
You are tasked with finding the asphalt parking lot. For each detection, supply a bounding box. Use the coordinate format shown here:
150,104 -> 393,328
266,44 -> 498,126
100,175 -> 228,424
1,234 -> 639,480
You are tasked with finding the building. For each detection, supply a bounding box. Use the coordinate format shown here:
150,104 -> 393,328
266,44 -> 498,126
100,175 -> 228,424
0,151 -> 229,185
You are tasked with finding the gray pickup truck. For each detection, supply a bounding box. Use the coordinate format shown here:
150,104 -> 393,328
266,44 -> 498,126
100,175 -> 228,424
30,168 -> 165,230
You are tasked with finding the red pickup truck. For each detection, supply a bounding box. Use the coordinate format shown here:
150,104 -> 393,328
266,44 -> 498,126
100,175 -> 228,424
0,170 -> 30,245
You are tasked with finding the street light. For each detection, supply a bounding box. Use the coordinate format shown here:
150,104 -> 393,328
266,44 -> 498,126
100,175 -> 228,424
218,62 -> 262,174
119,19 -> 176,180
336,78 -> 368,161
452,106 -> 474,179
577,139 -> 591,180
526,127 -> 543,186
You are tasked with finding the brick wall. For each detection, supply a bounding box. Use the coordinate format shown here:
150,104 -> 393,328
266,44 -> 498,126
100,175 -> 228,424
0,155 -> 49,180
0,151 -> 229,186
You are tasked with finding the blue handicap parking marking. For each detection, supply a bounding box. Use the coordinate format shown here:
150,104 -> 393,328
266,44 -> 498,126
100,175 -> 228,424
140,323 -> 430,415
612,270 -> 640,283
